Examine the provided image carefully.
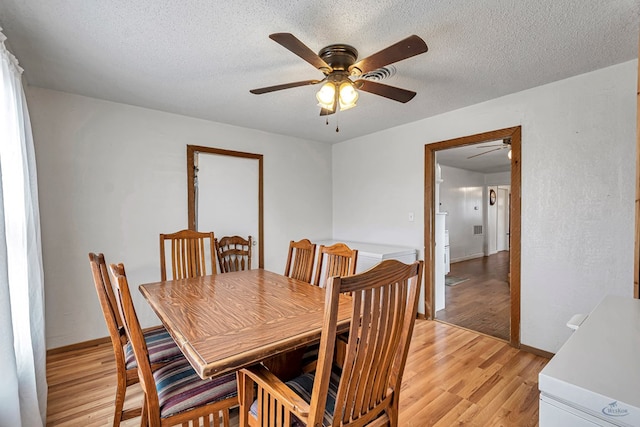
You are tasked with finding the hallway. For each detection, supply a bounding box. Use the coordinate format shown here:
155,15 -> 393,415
436,251 -> 510,341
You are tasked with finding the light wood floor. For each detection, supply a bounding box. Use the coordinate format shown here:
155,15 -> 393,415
436,251 -> 511,341
46,319 -> 547,426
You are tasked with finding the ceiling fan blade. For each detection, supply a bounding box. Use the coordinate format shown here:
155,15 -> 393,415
250,79 -> 322,94
356,80 -> 416,103
269,33 -> 332,72
475,144 -> 506,148
476,139 -> 510,148
467,147 -> 504,159
349,35 -> 428,75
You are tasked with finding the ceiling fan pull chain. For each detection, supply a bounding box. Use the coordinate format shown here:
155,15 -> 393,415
336,108 -> 340,132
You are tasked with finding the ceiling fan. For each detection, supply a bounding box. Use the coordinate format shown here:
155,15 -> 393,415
467,139 -> 512,159
250,33 -> 428,116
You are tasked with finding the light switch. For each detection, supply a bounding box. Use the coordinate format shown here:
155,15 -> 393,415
408,212 -> 415,222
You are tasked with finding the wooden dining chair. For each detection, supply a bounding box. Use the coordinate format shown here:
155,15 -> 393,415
238,259 -> 424,427
214,235 -> 252,273
283,239 -> 316,283
312,242 -> 358,288
300,243 -> 359,372
159,229 -> 216,281
88,253 -> 183,427
109,262 -> 238,427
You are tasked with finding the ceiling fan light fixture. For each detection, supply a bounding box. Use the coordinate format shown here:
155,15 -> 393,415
338,81 -> 358,110
316,82 -> 336,110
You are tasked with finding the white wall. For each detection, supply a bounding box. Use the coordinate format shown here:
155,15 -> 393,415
333,61 -> 637,353
486,171 -> 511,186
439,165 -> 485,261
26,88 -> 333,349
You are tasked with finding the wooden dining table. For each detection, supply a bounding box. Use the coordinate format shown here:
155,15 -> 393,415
139,269 -> 352,379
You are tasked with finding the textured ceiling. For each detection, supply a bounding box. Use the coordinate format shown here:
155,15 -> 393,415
0,0 -> 638,143
437,139 -> 511,174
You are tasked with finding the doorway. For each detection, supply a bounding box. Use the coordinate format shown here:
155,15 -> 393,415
424,127 -> 521,347
187,145 -> 264,268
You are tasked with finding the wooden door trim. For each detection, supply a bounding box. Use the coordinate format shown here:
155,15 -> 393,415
424,126 -> 521,347
634,34 -> 640,299
187,145 -> 264,269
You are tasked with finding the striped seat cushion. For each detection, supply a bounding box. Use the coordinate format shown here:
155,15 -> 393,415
154,359 -> 238,418
124,327 -> 183,369
250,365 -> 341,427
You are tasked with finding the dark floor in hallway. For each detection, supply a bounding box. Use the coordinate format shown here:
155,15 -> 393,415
436,251 -> 510,341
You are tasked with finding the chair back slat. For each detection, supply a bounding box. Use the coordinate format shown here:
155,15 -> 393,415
215,235 -> 252,273
89,252 -> 133,387
284,239 -> 316,283
313,243 -> 358,287
89,253 -> 124,336
160,229 -> 216,280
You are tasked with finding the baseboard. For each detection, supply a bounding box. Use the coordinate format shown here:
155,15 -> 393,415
450,253 -> 485,263
46,325 -> 165,357
520,344 -> 554,359
46,336 -> 111,356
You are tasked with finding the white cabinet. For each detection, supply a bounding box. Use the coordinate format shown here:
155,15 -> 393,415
444,230 -> 450,275
434,213 -> 447,311
315,240 -> 417,273
539,396 -> 601,426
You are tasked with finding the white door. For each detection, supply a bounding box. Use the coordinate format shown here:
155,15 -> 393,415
196,153 -> 259,269
496,187 -> 510,252
487,186 -> 498,255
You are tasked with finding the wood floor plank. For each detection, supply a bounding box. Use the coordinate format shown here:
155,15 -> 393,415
410,390 -> 464,426
431,398 -> 475,427
46,320 -> 548,426
449,363 -> 503,400
470,376 -> 524,424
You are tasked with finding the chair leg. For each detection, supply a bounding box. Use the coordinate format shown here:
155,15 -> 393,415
387,398 -> 399,427
139,398 -> 148,427
112,375 -> 127,427
237,371 -> 253,427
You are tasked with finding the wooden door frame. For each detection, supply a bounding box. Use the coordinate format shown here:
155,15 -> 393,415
187,145 -> 264,269
424,126 -> 521,347
634,35 -> 640,299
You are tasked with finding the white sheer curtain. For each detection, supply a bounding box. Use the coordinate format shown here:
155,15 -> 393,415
0,28 -> 47,426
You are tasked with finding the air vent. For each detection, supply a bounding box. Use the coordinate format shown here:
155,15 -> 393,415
473,225 -> 483,235
360,65 -> 397,81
